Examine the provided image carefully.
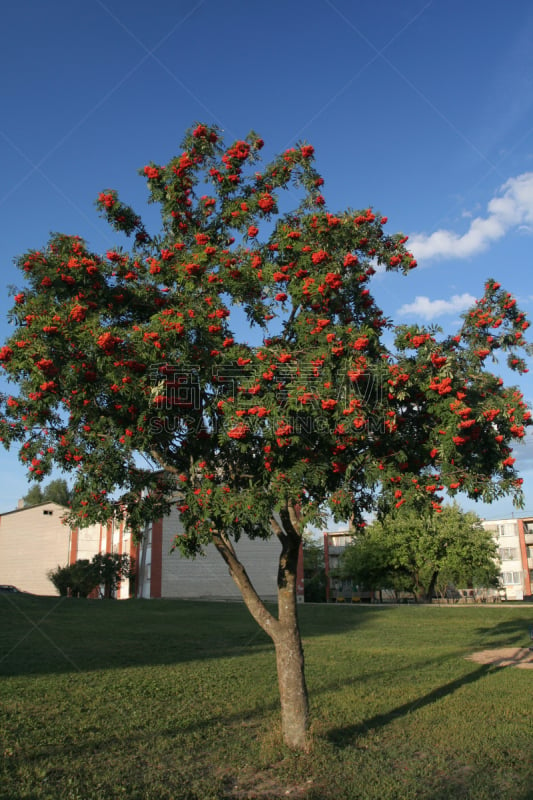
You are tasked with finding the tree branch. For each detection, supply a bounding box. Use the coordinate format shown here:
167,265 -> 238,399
279,503 -> 302,545
270,514 -> 288,546
149,449 -> 182,475
212,531 -> 280,640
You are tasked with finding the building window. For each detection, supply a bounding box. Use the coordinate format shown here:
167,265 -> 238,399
498,523 -> 517,537
499,547 -> 518,560
43,510 -> 53,516
501,571 -> 522,585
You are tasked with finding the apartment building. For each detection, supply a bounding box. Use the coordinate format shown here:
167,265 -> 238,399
0,498 -> 287,602
323,529 -> 356,601
0,502 -> 135,597
480,517 -> 532,601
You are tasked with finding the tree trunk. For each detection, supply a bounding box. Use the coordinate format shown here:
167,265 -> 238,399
212,505 -> 310,751
272,611 -> 309,750
425,569 -> 439,603
418,570 -> 439,603
273,505 -> 309,750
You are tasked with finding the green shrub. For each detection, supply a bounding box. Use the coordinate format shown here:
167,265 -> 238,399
48,554 -> 135,598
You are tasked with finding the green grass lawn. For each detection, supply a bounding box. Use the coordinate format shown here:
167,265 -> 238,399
1,595 -> 532,800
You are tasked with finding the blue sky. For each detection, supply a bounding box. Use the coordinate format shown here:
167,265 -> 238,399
1,0 -> 533,520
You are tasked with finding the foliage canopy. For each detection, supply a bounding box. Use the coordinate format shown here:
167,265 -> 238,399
0,123 -> 530,548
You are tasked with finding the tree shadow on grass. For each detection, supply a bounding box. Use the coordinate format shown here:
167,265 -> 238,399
326,661 -> 498,748
11,654 -> 456,769
407,762 -> 533,800
2,594 -> 531,679
474,617 -> 533,648
0,594 -> 379,677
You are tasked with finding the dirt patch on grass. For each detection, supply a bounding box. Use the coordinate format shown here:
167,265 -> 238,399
466,647 -> 533,669
221,768 -> 316,799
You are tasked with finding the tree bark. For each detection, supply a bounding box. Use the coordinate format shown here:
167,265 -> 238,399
273,506 -> 310,750
272,608 -> 309,750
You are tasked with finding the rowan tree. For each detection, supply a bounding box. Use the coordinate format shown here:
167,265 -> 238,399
0,123 -> 531,749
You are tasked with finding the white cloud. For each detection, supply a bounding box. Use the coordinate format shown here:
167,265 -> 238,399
398,293 -> 477,320
410,172 -> 533,262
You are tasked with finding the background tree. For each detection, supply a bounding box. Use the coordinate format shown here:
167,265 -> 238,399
337,532 -> 399,600
339,504 -> 500,602
0,123 -> 530,749
23,477 -> 72,507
